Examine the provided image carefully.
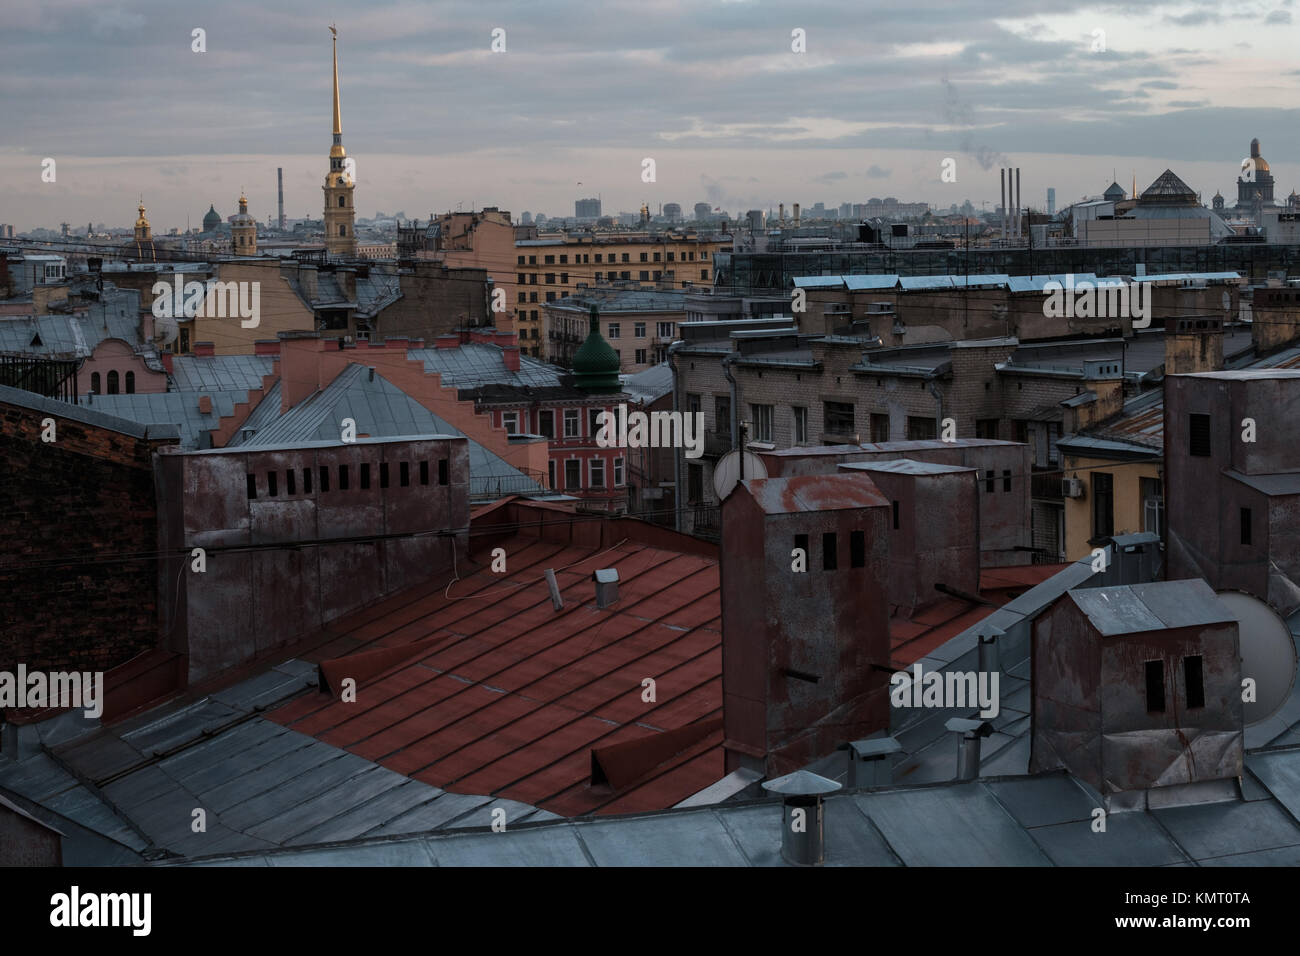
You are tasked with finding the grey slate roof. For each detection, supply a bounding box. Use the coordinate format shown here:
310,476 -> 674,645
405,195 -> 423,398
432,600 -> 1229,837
0,660 -> 550,864
0,384 -> 179,442
621,362 -> 673,404
225,365 -> 541,497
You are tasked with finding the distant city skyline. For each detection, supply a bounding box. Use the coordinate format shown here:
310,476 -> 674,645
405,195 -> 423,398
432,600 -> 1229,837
5,0 -> 1298,230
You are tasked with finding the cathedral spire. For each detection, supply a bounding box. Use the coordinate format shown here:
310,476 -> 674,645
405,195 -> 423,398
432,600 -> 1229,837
330,24 -> 342,140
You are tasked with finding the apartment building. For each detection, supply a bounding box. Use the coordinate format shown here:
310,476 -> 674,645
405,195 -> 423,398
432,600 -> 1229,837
542,286 -> 686,371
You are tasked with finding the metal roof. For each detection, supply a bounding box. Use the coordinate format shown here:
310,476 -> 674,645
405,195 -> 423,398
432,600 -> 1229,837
1226,470 -> 1300,496
0,659 -> 548,863
76,390 -> 240,449
743,474 -> 891,514
0,384 -> 178,441
843,274 -> 901,291
266,534 -> 725,817
840,459 -> 975,476
406,344 -> 565,389
621,362 -> 673,404
225,365 -> 540,497
169,354 -> 276,392
1067,580 -> 1236,636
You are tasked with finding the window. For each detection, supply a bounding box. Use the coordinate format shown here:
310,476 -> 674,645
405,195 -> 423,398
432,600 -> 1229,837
518,292 -> 526,303
546,292 -> 556,303
517,273 -> 526,285
590,458 -> 605,488
984,470 -> 995,493
716,396 -> 731,440
701,270 -> 708,280
793,406 -> 807,444
666,251 -> 674,262
595,254 -> 603,263
621,271 -> 630,280
850,531 -> 865,568
907,416 -> 937,440
548,460 -> 556,489
614,457 -> 624,486
320,465 -> 330,492
1092,472 -> 1114,539
565,459 -> 580,489
822,532 -> 838,571
608,323 -> 620,339
750,403 -> 773,442
634,322 -> 646,337
1241,507 -> 1253,545
1145,660 -> 1166,713
560,255 -> 568,265
892,500 -> 900,530
360,463 -> 371,490
107,370 -> 119,394
640,252 -> 648,262
338,196 -> 345,208
824,401 -> 854,438
639,271 -> 649,281
1189,414 -> 1211,457
539,410 -> 555,439
247,474 -> 257,499
303,468 -> 312,494
870,414 -> 889,443
564,409 -> 580,437
517,255 -> 525,265
545,255 -> 555,265
656,322 -> 673,338
635,349 -> 647,364
1184,655 -> 1205,709
545,273 -> 555,284
419,460 -> 428,485
528,255 -> 537,265
287,469 -> 297,494
502,411 -> 520,434
976,418 -> 998,440
400,461 -> 409,487
589,408 -> 602,437
1002,469 -> 1011,492
653,252 -> 661,262
91,371 -> 100,393
794,533 -> 809,563
1047,421 -> 1061,465
339,225 -> 346,236
438,458 -> 449,485
687,464 -> 703,503
621,253 -> 629,263
561,274 -> 568,284
339,464 -> 350,490
1141,476 -> 1163,534
125,371 -> 135,394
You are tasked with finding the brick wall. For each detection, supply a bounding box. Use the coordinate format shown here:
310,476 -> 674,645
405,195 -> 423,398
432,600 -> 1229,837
0,399 -> 177,673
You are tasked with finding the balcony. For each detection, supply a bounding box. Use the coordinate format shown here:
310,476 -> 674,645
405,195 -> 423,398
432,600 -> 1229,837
702,430 -> 733,458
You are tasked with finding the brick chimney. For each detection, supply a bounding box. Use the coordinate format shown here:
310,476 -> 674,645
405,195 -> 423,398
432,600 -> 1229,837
193,342 -> 215,357
1249,289 -> 1300,355
1165,316 -> 1224,375
277,331 -> 327,412
198,394 -> 212,414
159,351 -> 174,374
502,346 -> 521,371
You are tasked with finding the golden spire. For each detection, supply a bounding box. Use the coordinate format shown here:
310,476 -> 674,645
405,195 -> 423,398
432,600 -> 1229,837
331,24 -> 341,138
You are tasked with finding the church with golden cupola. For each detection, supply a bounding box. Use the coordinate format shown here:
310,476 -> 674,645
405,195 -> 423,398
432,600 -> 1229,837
231,192 -> 257,255
132,201 -> 157,261
323,25 -> 356,256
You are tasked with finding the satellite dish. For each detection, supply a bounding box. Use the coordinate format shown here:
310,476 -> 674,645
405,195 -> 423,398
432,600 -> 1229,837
712,449 -> 768,500
1216,590 -> 1298,725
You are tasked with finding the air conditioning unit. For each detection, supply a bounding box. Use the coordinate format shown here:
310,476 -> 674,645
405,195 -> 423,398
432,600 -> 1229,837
1062,477 -> 1086,498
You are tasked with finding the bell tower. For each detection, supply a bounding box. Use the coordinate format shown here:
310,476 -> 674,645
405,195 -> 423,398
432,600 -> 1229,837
323,24 -> 357,257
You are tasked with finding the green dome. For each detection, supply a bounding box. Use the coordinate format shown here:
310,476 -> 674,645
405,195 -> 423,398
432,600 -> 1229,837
572,304 -> 622,392
202,204 -> 222,231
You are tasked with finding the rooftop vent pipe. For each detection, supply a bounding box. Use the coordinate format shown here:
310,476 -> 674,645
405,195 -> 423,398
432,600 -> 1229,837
544,569 -> 564,611
593,568 -> 619,608
762,770 -> 841,866
945,717 -> 994,781
847,736 -> 903,788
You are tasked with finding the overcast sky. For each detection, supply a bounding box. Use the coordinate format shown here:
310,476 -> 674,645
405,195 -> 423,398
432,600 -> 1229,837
4,0 -> 1298,231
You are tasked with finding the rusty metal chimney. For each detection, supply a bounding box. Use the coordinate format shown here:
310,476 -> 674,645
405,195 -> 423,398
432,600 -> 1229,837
593,568 -> 619,608
762,770 -> 841,866
946,718 -> 994,780
978,624 -> 1005,674
847,736 -> 902,788
544,568 -> 563,611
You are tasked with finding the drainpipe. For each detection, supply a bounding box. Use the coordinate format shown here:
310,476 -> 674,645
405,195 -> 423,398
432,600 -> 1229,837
669,341 -> 685,533
926,376 -> 944,435
722,352 -> 740,451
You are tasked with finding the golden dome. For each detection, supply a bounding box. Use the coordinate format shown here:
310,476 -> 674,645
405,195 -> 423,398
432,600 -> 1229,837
135,203 -> 150,228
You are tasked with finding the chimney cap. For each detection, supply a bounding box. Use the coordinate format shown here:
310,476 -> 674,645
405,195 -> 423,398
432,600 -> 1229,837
849,738 -> 903,759
761,770 -> 842,797
944,717 -> 994,738
593,568 -> 619,584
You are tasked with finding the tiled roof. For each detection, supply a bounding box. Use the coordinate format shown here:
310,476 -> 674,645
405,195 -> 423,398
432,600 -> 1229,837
267,534 -> 725,817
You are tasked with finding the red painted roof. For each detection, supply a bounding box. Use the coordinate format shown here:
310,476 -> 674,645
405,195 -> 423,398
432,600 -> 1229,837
267,535 -> 724,817
889,563 -> 1069,664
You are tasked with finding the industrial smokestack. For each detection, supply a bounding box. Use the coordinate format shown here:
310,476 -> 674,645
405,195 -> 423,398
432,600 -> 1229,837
1000,169 -> 1006,238
778,203 -> 785,225
277,167 -> 285,231
1015,168 -> 1022,239
793,203 -> 800,227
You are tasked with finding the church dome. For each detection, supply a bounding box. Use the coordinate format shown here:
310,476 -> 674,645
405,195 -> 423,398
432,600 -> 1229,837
202,204 -> 222,231
571,304 -> 622,393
